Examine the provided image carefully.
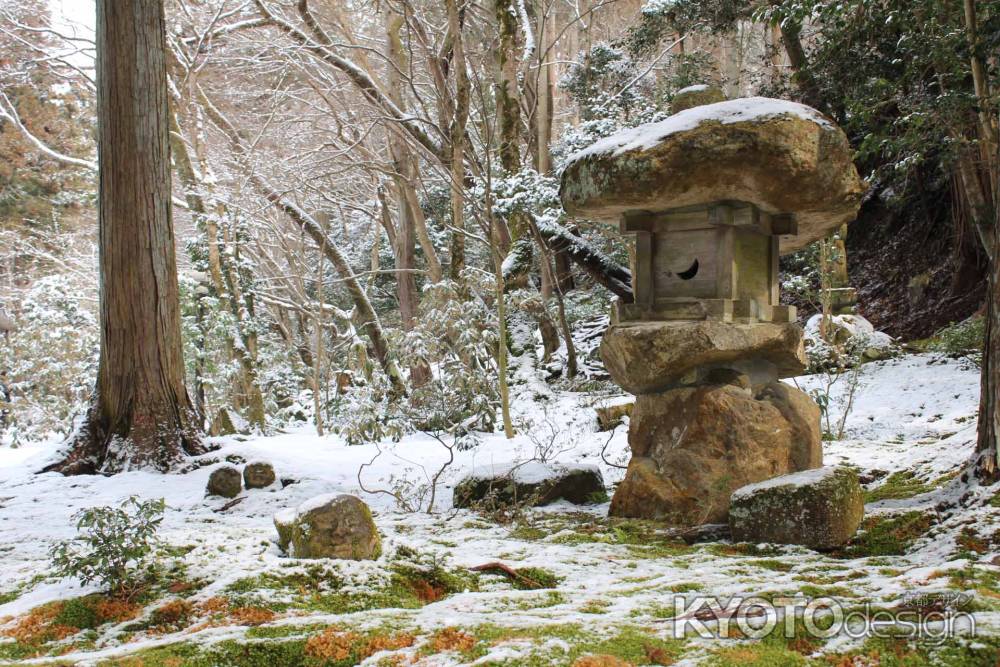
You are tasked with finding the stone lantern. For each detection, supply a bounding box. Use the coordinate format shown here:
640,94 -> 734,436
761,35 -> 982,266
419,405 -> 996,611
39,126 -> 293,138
560,96 -> 864,525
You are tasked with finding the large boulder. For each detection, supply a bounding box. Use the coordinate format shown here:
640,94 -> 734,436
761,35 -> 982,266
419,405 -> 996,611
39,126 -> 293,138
729,466 -> 864,550
559,97 -> 864,253
453,462 -> 606,509
600,320 -> 806,394
609,379 -> 821,525
279,494 -> 381,560
206,465 -> 242,498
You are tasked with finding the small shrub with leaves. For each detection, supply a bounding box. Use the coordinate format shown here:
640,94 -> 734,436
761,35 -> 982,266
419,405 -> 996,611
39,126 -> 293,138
929,318 -> 984,368
50,496 -> 166,599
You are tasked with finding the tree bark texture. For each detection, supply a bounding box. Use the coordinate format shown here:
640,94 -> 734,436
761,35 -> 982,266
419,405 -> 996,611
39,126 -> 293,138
49,0 -> 202,474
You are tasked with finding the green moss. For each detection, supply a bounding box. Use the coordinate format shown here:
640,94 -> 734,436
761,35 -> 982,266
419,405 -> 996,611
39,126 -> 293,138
948,564 -> 1000,601
515,516 -> 692,558
53,596 -> 101,630
510,566 -> 560,590
245,623 -> 328,640
709,642 -> 807,666
823,633 -> 1000,667
452,623 -> 685,666
795,584 -> 856,598
748,559 -> 795,573
95,639 -> 307,667
837,511 -> 934,558
508,525 -> 548,541
864,471 -> 934,503
579,599 -> 610,614
223,558 -> 476,614
585,490 -> 610,504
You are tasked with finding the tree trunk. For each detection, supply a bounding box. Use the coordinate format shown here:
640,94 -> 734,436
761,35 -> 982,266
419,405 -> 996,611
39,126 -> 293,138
977,203 -> 1000,482
773,13 -> 827,114
447,0 -> 470,281
48,0 -> 202,474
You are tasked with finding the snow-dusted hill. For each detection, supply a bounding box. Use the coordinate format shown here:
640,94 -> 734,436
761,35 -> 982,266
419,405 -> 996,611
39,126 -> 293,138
0,354 -> 998,665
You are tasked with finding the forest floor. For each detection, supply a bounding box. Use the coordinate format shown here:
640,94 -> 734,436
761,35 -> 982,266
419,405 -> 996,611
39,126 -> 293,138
2,353 -> 1000,666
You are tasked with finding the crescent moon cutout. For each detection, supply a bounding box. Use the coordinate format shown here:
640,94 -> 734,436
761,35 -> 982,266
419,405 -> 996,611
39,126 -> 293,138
677,259 -> 699,280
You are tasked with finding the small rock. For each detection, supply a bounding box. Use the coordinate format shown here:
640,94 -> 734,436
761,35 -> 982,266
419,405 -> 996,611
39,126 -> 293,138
453,462 -> 606,509
243,461 -> 276,489
679,523 -> 732,545
284,494 -> 381,560
206,466 -> 242,498
728,466 -> 864,550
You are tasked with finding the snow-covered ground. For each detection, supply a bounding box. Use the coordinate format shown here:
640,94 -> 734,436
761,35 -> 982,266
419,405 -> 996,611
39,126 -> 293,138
1,353 -> 999,666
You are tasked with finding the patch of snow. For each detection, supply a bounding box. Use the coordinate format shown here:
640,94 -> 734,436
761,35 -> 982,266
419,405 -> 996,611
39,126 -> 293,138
732,466 -> 840,500
566,97 -> 831,164
462,460 -> 600,485
0,353 -> 997,663
675,83 -> 710,95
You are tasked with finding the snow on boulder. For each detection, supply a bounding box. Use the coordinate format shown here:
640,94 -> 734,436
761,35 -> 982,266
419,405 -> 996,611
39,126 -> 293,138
804,313 -> 896,367
274,494 -> 381,560
559,96 -> 864,254
453,461 -> 606,509
729,466 -> 864,550
670,83 -> 725,114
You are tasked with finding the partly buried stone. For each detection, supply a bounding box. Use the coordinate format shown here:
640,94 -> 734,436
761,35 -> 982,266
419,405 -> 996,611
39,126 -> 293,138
609,379 -> 821,525
206,465 -> 242,498
595,398 -> 634,431
728,466 -> 864,550
273,507 -> 296,552
670,84 -> 726,114
559,97 -> 864,254
453,461 -> 606,509
243,461 -> 276,489
280,494 -> 381,560
600,320 -> 807,394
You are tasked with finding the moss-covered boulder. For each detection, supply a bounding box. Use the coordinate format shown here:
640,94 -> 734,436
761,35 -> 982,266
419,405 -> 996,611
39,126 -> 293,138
453,462 -> 606,509
285,494 -> 381,560
206,465 -> 242,498
243,461 -> 276,489
560,97 -> 864,254
728,466 -> 864,550
670,84 -> 726,114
